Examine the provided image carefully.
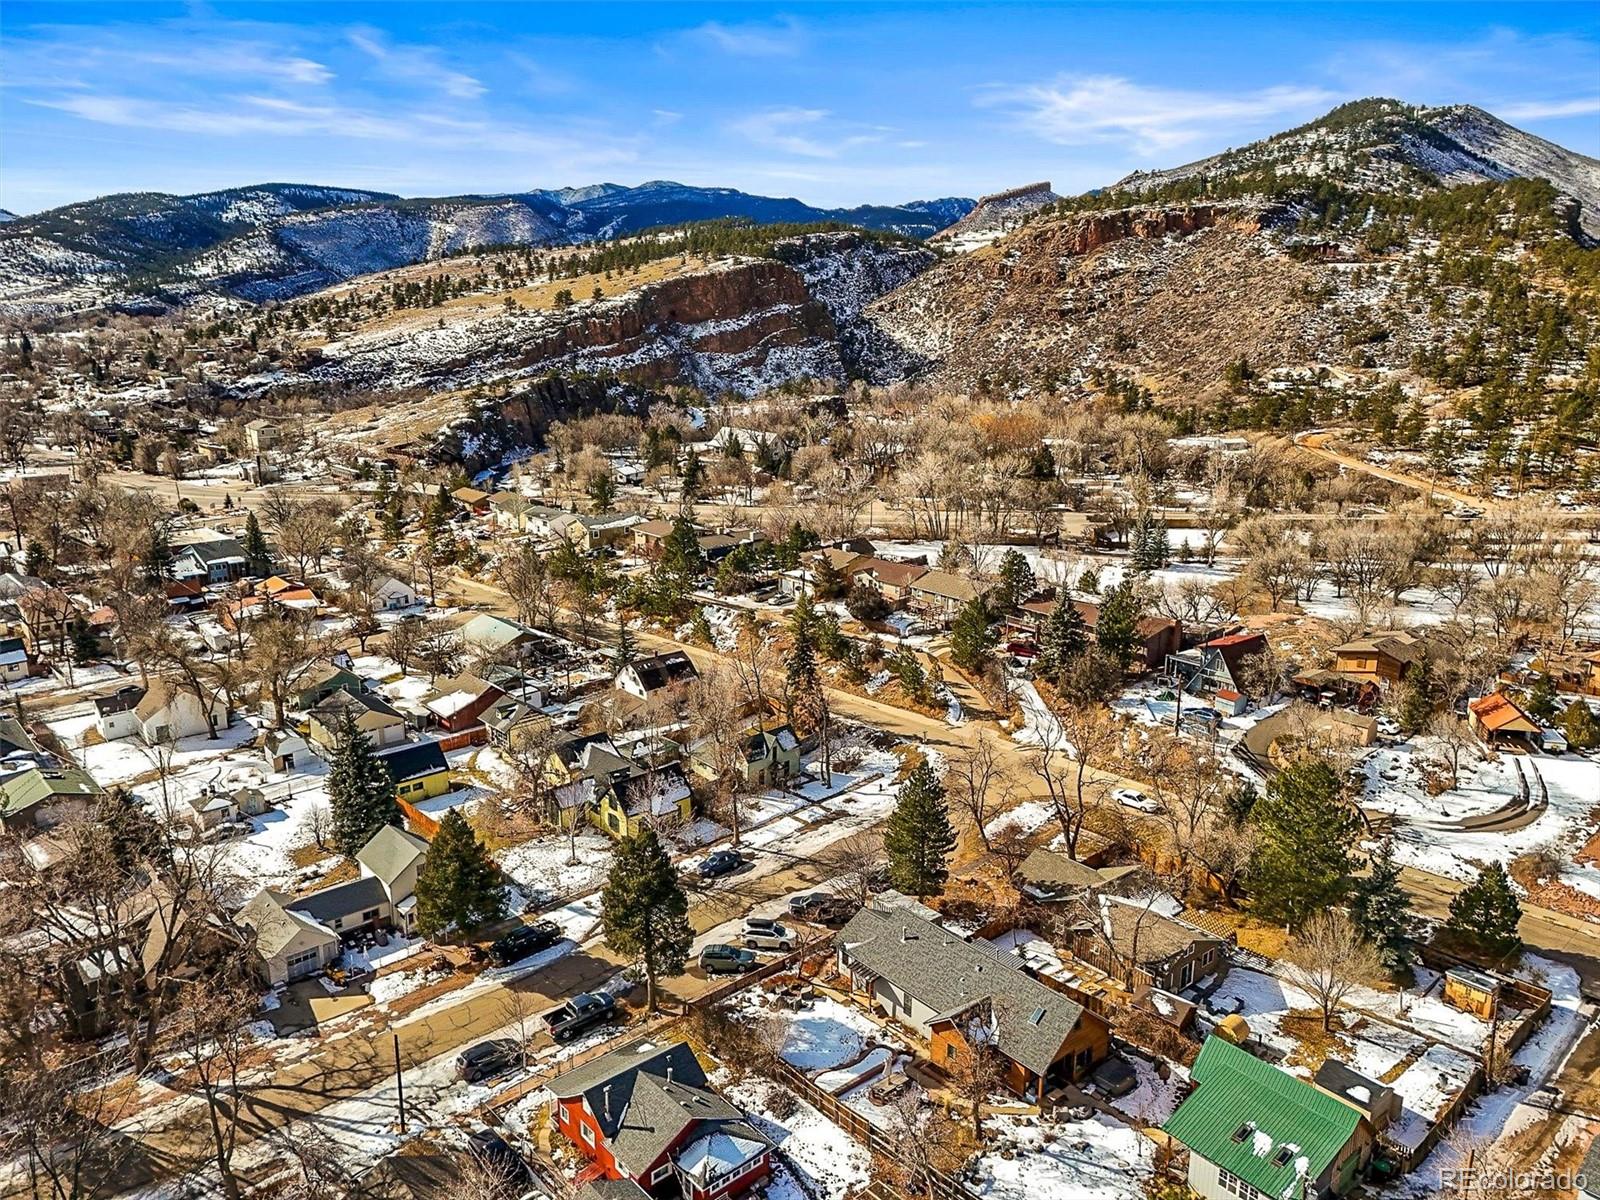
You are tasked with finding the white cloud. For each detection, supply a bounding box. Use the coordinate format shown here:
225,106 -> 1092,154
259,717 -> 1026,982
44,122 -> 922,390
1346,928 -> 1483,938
692,18 -> 805,58
1491,97 -> 1600,122
729,107 -> 837,158
347,27 -> 485,100
977,74 -> 1337,155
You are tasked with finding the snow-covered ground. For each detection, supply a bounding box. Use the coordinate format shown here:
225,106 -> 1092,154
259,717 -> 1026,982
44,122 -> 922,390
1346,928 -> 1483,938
719,1073 -> 873,1200
1362,737 -> 1600,897
971,1110 -> 1153,1200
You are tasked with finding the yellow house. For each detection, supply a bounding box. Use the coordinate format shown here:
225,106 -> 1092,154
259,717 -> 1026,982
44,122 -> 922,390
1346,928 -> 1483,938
587,764 -> 693,839
376,741 -> 452,803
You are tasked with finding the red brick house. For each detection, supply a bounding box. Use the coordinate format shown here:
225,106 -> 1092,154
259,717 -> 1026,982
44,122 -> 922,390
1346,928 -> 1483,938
550,1040 -> 772,1200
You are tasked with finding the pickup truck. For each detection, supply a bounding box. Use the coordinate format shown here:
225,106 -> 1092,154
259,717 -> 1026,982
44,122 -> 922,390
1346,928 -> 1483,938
542,992 -> 618,1043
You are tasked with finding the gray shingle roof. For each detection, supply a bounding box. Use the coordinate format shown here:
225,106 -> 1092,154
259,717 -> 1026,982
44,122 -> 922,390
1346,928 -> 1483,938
356,826 -> 429,889
835,903 -> 1087,1076
286,875 -> 388,926
236,889 -> 339,957
548,1040 -> 767,1176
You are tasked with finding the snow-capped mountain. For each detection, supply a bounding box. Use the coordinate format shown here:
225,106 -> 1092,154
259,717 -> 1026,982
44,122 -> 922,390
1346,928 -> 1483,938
0,180 -> 974,314
1117,99 -> 1600,239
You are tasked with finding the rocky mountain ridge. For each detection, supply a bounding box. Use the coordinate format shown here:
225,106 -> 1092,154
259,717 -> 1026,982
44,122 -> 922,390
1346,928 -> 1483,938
0,181 -> 973,316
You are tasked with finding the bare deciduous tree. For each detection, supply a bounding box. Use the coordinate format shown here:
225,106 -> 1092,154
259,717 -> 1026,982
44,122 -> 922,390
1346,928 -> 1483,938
1283,911 -> 1380,1032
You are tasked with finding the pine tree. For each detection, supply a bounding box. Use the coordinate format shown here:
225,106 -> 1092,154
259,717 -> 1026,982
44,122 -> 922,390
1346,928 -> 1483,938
414,810 -> 507,937
680,450 -> 704,500
600,828 -> 693,1011
587,469 -> 616,510
1036,596 -> 1088,679
1561,699 -> 1600,751
1350,837 -> 1416,978
1248,758 -> 1363,929
327,717 -> 401,856
787,595 -> 822,721
949,596 -> 995,674
68,619 -> 98,665
242,512 -> 270,575
884,762 -> 956,898
994,549 -> 1035,612
1445,862 -> 1522,957
143,525 -> 172,584
1077,566 -> 1100,595
1094,580 -> 1142,672
660,517 -> 705,580
615,620 -> 637,668
1395,652 -> 1435,733
1525,673 -> 1558,723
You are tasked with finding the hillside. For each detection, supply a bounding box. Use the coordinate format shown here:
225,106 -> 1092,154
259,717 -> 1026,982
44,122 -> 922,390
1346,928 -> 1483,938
868,99 -> 1600,454
0,181 -> 972,315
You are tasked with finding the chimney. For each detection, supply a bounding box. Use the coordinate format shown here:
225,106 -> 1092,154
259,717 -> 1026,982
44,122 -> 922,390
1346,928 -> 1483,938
603,1085 -> 612,1121
666,1063 -> 674,1084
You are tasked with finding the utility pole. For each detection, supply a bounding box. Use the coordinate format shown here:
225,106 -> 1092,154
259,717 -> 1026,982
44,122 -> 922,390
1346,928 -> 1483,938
394,1034 -> 406,1134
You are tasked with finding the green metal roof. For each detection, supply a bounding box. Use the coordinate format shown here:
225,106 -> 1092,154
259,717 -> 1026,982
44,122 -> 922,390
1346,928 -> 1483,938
1163,1037 -> 1361,1199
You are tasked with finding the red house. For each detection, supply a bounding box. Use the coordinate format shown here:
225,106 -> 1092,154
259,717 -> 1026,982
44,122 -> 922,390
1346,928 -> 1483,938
421,673 -> 505,734
550,1040 -> 772,1200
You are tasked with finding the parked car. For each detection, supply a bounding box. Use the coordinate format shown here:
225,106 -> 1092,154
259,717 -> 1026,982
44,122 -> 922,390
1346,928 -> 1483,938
741,917 -> 795,952
810,896 -> 859,927
1113,787 -> 1161,813
489,920 -> 562,966
541,992 -> 617,1043
699,944 -> 759,975
455,1038 -> 523,1083
1376,717 -> 1401,737
865,863 -> 893,894
699,849 -> 744,879
788,892 -> 829,918
465,1129 -> 533,1184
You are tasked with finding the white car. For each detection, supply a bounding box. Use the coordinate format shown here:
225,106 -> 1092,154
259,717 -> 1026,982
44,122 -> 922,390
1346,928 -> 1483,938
1113,787 -> 1161,813
1376,717 -> 1401,737
741,917 -> 796,952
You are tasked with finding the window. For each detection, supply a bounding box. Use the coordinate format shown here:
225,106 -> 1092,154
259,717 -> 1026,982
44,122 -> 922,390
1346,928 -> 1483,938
651,1164 -> 673,1183
1181,962 -> 1193,986
286,949 -> 319,968
580,1122 -> 595,1147
608,813 -> 620,832
945,1042 -> 957,1061
1218,1168 -> 1263,1200
362,908 -> 380,922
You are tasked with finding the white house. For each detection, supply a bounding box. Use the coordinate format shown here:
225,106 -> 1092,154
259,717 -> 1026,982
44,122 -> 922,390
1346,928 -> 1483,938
94,685 -> 147,741
0,637 -> 28,684
374,576 -> 421,611
134,680 -> 231,745
615,651 -> 699,700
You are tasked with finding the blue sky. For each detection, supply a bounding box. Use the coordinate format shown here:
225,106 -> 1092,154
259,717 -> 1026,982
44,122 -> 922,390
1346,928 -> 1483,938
3,2 -> 1597,215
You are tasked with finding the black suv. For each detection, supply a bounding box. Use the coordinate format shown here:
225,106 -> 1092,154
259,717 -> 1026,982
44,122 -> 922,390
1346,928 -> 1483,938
455,1039 -> 523,1083
489,919 -> 562,966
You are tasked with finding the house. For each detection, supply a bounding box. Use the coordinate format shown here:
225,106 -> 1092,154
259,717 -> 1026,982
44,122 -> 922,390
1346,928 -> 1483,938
308,687 -> 408,751
1468,691 -> 1543,751
483,696 -> 549,750
616,651 -> 699,700
632,519 -> 677,555
1329,631 -> 1437,689
687,723 -> 801,790
834,902 -> 1111,1102
163,579 -> 208,612
1014,597 -> 1182,670
1166,631 -> 1268,698
244,418 -> 280,452
457,613 -> 537,660
1164,1037 -> 1372,1200
452,487 -> 491,514
1070,895 -> 1230,992
376,740 -> 452,803
182,784 -> 269,831
589,763 -> 693,840
374,576 -> 421,611
0,636 -> 28,683
94,684 -> 147,741
287,659 -> 364,714
264,728 -> 309,772
169,528 -> 251,584
487,491 -> 532,531
422,673 -> 504,733
0,765 -> 102,832
1013,848 -> 1140,904
1312,1059 -> 1400,1133
551,511 -> 642,553
906,570 -> 992,624
0,714 -> 45,766
236,890 -> 342,986
548,1039 -> 773,1200
134,679 -> 231,745
853,557 -> 929,604
238,826 -> 430,984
